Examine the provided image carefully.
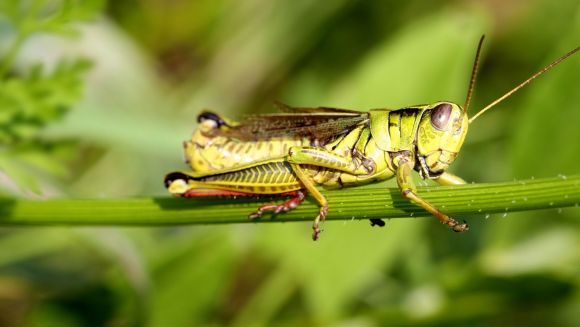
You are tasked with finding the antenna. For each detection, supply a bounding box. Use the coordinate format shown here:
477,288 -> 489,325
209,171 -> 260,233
469,46 -> 579,124
464,35 -> 485,112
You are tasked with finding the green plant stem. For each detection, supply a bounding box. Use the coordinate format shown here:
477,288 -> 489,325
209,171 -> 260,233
0,32 -> 26,80
0,175 -> 578,226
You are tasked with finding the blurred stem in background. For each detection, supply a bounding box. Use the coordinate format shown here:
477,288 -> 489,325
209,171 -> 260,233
0,27 -> 24,78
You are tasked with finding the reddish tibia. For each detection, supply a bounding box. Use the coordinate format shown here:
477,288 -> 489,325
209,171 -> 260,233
181,188 -> 307,222
249,191 -> 306,219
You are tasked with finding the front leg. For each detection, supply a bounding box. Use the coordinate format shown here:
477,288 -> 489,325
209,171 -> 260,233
396,159 -> 469,232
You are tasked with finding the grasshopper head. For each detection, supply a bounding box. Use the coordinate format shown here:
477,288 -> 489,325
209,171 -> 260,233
415,102 -> 468,179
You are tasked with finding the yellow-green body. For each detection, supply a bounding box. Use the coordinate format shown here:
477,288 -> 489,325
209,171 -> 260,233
165,101 -> 470,240
165,39 -> 578,240
176,102 -> 467,193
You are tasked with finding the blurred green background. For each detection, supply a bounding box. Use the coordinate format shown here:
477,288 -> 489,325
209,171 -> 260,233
0,0 -> 579,326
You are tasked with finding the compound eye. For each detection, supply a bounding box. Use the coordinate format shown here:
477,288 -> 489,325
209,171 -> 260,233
430,103 -> 452,130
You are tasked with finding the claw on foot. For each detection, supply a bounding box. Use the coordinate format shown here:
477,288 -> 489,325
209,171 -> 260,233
312,226 -> 321,241
311,205 -> 328,241
448,218 -> 469,232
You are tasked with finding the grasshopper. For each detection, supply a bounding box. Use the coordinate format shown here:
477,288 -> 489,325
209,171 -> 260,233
165,37 -> 578,240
